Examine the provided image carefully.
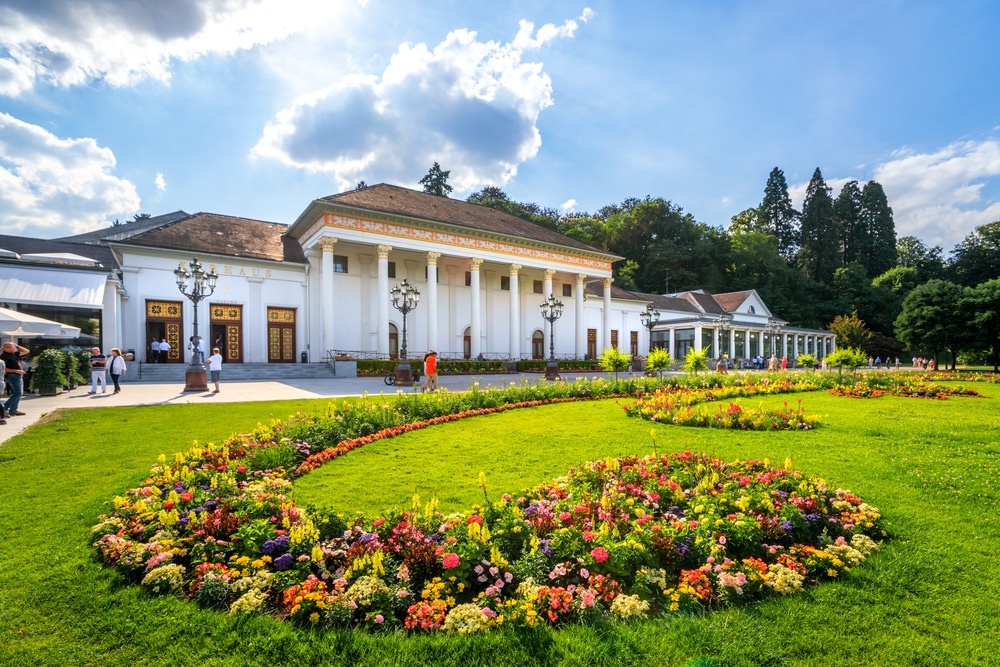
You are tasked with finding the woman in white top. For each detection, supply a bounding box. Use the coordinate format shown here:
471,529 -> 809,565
108,348 -> 127,394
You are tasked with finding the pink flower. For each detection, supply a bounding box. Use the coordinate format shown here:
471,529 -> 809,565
591,546 -> 609,563
442,552 -> 460,569
375,614 -> 384,624
580,568 -> 590,579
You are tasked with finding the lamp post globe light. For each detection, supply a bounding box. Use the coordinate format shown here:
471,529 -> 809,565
714,312 -> 733,358
540,293 -> 564,381
639,302 -> 660,353
174,257 -> 218,392
765,317 -> 782,358
390,278 -> 420,386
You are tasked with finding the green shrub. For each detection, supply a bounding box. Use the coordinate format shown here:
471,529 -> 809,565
32,349 -> 66,393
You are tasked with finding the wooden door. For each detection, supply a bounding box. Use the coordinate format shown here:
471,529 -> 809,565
266,307 -> 296,363
210,304 -> 243,363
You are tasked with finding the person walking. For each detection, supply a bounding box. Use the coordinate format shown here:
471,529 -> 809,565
88,347 -> 108,394
421,350 -> 439,392
150,338 -> 160,363
207,347 -> 223,393
108,348 -> 126,394
1,341 -> 28,416
159,338 -> 170,364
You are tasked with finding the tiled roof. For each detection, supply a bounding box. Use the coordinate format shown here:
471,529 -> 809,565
118,213 -> 307,264
0,235 -> 114,268
317,184 -> 611,256
584,284 -> 702,313
56,211 -> 190,244
680,291 -> 725,314
714,291 -> 752,312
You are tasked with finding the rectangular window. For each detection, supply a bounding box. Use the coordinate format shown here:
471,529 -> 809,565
630,331 -> 638,357
500,276 -> 510,291
465,271 -> 472,287
533,280 -> 543,294
587,328 -> 597,359
387,261 -> 396,279
333,255 -> 348,273
611,330 -> 619,350
562,284 -> 572,297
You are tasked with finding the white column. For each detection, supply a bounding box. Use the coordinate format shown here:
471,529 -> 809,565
668,328 -> 675,360
469,258 -> 483,359
793,334 -> 800,358
377,244 -> 391,356
320,238 -> 337,358
543,269 -> 556,356
602,277 -> 613,353
508,264 -> 521,359
830,336 -> 836,353
426,252 -> 440,352
575,274 -> 587,358
758,330 -> 765,357
102,273 -> 119,349
694,325 -> 703,352
729,329 -> 736,359
713,327 -> 720,358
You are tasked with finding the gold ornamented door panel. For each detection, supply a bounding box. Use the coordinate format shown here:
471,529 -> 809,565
145,300 -> 183,363
266,307 -> 296,363
210,304 -> 243,363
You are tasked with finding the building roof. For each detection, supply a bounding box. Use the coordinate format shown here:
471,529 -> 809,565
301,184 -> 615,258
678,290 -> 726,315
56,211 -> 190,245
0,234 -> 115,269
584,283 -> 703,313
115,212 -> 308,264
714,290 -> 752,312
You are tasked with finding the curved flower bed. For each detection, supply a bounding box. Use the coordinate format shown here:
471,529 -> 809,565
828,381 -> 984,399
621,389 -> 819,430
93,379 -> 883,633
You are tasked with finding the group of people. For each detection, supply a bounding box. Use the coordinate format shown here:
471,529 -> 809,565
716,354 -> 789,373
868,356 -> 905,370
87,347 -> 128,394
149,339 -> 172,363
911,356 -> 935,371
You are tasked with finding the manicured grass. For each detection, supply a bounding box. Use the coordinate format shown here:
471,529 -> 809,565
3,387 -> 1000,665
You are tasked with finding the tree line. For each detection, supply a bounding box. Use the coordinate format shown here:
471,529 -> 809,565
436,164 -> 1000,369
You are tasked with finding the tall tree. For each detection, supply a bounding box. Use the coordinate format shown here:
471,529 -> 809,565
949,220 -> 1000,287
419,162 -> 453,197
828,310 -> 874,352
894,279 -> 970,369
962,278 -> 1000,371
858,181 -> 896,277
896,235 -> 944,283
833,180 -> 863,265
759,167 -> 799,258
797,168 -> 840,283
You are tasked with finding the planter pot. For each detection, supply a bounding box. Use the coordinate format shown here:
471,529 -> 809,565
39,386 -> 61,396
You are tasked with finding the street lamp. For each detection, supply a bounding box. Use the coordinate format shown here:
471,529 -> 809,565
390,278 -> 420,386
639,303 -> 660,353
540,293 -> 564,381
765,317 -> 783,358
174,257 -> 218,392
713,312 -> 733,358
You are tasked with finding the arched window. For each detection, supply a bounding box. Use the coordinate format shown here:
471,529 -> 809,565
748,305 -> 756,314
463,326 -> 471,360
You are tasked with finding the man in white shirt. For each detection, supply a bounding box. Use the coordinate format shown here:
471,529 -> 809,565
159,339 -> 171,364
151,339 -> 161,363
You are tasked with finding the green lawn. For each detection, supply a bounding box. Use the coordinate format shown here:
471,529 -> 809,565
2,388 -> 1000,666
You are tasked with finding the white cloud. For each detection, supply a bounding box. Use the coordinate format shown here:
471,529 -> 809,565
154,172 -> 167,192
560,198 -> 577,212
0,113 -> 140,236
0,0 -> 357,96
251,13 -> 588,193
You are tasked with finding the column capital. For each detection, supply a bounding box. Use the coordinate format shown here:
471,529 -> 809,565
576,273 -> 587,285
425,251 -> 441,266
544,269 -> 557,280
602,277 -> 614,289
509,263 -> 521,276
319,237 -> 338,253
469,257 -> 484,271
377,244 -> 392,259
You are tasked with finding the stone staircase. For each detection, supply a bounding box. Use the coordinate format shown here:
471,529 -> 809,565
130,361 -> 338,383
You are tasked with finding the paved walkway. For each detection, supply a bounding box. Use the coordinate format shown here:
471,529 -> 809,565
0,370 -> 644,445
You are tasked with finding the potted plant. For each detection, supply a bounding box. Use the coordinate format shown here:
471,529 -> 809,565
33,349 -> 66,396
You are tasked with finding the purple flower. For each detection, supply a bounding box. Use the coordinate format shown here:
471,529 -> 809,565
780,521 -> 794,534
273,553 -> 295,571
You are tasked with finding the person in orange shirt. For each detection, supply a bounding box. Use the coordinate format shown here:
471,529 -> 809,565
422,350 -> 439,392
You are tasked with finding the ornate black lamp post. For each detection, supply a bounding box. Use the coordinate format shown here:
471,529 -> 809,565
390,278 -> 420,386
639,302 -> 660,353
765,317 -> 783,358
714,312 -> 733,358
540,293 -> 564,381
174,257 -> 218,392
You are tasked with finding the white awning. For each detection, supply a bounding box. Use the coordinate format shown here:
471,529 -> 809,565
0,266 -> 107,308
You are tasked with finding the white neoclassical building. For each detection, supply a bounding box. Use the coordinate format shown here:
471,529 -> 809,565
0,184 -> 833,368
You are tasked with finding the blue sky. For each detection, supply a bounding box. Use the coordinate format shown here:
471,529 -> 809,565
1,1 -> 999,252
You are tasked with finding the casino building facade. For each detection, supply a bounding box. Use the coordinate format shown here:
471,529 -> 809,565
0,184 -> 835,369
